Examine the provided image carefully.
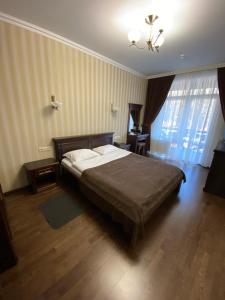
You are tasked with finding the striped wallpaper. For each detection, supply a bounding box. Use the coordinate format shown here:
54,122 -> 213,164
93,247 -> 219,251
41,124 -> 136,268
0,20 -> 147,192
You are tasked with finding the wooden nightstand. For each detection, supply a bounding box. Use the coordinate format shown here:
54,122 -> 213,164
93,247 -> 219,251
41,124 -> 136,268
114,142 -> 131,151
24,158 -> 59,194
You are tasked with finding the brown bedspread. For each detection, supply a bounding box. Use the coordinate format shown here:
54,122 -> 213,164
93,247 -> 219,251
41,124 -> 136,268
81,153 -> 185,225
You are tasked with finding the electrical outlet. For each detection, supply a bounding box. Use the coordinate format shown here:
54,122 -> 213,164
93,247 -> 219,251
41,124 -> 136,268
38,146 -> 52,152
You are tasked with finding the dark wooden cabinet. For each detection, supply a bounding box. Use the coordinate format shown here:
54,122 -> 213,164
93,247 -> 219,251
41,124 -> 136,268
24,158 -> 59,194
204,139 -> 225,198
0,184 -> 17,273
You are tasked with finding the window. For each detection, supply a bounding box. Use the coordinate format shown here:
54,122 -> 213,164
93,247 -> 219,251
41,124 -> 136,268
151,70 -> 224,167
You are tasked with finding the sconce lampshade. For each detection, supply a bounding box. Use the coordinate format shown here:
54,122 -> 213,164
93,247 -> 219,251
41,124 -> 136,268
51,95 -> 62,110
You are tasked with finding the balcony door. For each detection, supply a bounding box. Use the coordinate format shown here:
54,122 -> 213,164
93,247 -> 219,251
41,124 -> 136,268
151,70 -> 224,167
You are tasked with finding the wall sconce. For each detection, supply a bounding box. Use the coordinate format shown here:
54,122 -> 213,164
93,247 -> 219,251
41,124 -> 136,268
51,95 -> 62,110
111,103 -> 118,113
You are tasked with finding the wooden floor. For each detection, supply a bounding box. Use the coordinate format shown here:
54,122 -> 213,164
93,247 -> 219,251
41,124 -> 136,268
1,164 -> 225,300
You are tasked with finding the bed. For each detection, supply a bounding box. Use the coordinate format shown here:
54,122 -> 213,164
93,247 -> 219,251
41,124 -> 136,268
53,132 -> 185,245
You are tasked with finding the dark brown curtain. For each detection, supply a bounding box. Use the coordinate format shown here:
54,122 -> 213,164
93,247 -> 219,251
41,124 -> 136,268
142,75 -> 175,134
217,67 -> 225,121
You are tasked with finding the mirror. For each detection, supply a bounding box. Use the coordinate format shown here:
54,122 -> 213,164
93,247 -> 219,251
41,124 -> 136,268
127,103 -> 143,134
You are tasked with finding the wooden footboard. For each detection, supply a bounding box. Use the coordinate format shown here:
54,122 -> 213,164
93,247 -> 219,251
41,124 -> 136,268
80,179 -> 182,246
79,180 -> 137,236
62,167 -> 181,247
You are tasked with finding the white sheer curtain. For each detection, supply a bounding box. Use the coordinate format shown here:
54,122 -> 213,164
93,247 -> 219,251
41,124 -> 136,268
151,70 -> 224,167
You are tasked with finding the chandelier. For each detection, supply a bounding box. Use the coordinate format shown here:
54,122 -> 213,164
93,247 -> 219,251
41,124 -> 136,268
128,15 -> 165,52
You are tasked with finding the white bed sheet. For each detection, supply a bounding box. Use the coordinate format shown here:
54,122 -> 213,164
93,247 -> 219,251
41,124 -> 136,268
62,148 -> 130,176
61,158 -> 82,177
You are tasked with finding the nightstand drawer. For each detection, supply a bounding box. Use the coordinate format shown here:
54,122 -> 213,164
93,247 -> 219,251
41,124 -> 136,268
35,166 -> 55,176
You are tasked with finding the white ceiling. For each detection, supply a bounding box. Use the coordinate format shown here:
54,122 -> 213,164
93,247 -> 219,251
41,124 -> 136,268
0,0 -> 225,76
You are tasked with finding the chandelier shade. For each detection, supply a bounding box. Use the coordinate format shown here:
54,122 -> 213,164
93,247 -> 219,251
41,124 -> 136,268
128,14 -> 165,52
128,30 -> 141,43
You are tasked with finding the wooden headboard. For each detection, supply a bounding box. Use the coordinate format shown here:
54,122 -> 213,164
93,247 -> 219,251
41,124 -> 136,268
53,132 -> 114,162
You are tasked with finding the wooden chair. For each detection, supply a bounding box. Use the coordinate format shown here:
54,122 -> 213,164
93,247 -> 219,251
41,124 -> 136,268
135,142 -> 146,155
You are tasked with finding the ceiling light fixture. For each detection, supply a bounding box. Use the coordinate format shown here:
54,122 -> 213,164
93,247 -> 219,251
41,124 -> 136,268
180,53 -> 185,60
128,14 -> 165,52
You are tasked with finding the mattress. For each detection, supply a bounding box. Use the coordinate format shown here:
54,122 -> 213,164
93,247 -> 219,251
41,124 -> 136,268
61,147 -> 130,176
61,158 -> 82,177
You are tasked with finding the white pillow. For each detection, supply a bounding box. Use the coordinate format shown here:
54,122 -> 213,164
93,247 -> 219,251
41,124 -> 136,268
63,149 -> 100,162
92,144 -> 118,155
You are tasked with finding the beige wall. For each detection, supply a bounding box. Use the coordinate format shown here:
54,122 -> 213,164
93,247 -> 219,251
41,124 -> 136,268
0,20 -> 147,192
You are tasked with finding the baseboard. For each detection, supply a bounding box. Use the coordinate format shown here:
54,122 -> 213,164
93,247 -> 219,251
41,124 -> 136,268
4,186 -> 28,197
